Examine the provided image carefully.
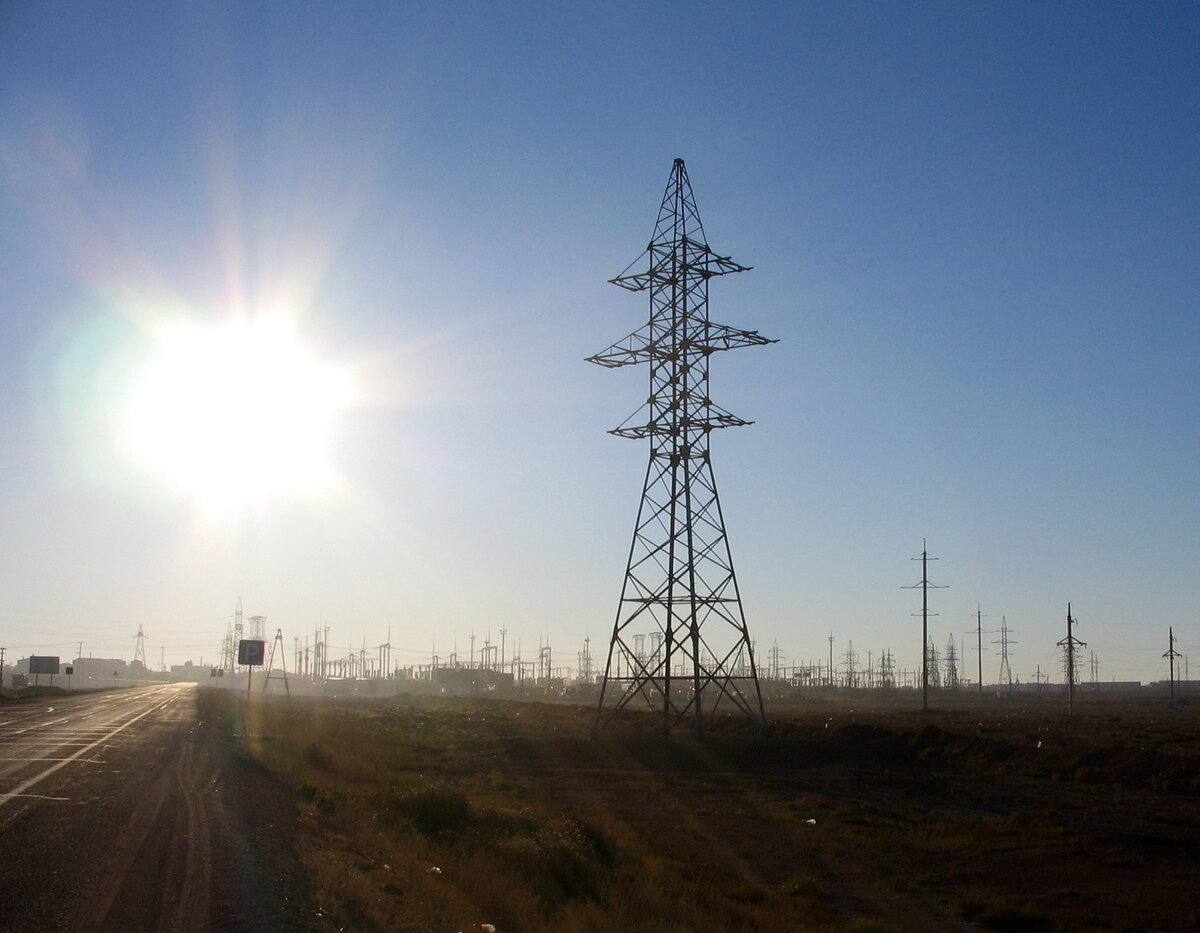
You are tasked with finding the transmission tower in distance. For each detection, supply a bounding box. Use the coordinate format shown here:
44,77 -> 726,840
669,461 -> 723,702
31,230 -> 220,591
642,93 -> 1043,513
943,635 -> 960,689
589,159 -> 776,737
133,625 -> 148,670
994,615 -> 1015,687
1057,603 -> 1086,714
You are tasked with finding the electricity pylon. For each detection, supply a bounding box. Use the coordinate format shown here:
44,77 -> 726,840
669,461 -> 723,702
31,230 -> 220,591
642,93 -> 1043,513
944,635 -> 960,689
589,159 -> 776,737
1058,603 -> 1086,714
994,615 -> 1016,687
133,625 -> 148,669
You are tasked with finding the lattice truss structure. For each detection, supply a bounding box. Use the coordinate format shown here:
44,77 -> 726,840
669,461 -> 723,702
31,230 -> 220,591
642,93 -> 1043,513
588,159 -> 776,735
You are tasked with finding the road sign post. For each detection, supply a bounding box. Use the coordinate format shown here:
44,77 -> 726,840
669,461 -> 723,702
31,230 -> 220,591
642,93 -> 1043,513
237,640 -> 265,697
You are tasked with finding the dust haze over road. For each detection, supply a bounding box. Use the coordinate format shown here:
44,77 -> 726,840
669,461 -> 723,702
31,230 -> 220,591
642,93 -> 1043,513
0,685 -> 317,932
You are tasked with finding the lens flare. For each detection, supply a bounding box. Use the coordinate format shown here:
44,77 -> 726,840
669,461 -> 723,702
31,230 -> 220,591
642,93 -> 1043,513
119,314 -> 355,509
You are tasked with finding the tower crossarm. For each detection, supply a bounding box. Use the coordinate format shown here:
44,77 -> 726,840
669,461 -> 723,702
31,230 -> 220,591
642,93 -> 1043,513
610,412 -> 753,440
609,239 -> 751,292
587,321 -> 776,368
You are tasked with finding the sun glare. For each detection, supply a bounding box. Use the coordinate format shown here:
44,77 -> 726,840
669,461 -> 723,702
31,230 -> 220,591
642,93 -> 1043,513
120,315 -> 355,509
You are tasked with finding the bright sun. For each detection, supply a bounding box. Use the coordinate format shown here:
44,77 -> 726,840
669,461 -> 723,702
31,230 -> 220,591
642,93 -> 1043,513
120,315 -> 355,508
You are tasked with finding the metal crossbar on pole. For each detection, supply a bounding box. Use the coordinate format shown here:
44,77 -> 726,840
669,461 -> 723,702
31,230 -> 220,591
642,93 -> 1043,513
904,540 -> 947,711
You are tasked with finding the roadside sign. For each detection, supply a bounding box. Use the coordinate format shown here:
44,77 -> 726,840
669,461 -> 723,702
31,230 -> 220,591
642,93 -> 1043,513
237,640 -> 266,666
29,656 -> 60,675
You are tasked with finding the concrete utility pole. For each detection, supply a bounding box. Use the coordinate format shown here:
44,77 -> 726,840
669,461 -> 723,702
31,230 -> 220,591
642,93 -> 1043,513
905,540 -> 947,712
972,606 -> 985,694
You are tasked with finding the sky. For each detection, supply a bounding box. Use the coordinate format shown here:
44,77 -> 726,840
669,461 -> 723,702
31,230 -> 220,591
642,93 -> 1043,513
0,1 -> 1196,683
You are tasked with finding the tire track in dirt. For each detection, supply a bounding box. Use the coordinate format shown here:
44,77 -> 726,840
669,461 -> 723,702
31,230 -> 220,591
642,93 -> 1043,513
166,735 -> 213,933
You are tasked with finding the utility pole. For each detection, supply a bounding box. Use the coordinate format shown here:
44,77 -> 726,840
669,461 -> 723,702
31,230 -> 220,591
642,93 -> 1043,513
1164,626 -> 1181,707
827,633 -> 835,687
905,539 -> 947,711
0,647 -> 5,688
590,159 -> 776,737
1057,603 -> 1086,714
972,606 -> 985,694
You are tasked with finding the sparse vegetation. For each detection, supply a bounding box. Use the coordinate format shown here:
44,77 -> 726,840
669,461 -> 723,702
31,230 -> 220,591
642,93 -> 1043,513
199,689 -> 1200,932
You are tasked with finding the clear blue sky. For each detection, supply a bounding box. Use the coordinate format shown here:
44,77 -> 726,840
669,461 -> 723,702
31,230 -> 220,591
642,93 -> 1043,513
1,1 -> 1196,682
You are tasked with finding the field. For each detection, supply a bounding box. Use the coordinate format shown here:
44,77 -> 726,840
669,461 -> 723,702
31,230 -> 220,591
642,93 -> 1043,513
199,688 -> 1200,933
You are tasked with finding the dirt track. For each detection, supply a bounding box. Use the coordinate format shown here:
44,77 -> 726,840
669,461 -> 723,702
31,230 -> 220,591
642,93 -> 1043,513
0,686 -> 319,932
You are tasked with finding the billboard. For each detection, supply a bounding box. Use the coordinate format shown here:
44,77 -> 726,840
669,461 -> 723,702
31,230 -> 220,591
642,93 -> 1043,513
29,656 -> 60,675
237,639 -> 266,666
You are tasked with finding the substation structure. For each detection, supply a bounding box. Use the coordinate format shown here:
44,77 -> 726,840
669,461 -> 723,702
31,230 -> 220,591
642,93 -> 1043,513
589,159 -> 776,736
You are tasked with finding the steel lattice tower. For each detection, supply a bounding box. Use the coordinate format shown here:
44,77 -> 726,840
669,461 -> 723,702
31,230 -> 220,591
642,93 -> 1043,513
588,159 -> 775,736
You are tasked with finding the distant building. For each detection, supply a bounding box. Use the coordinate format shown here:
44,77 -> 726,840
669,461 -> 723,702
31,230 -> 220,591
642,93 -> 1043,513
70,658 -> 130,679
168,660 -> 208,681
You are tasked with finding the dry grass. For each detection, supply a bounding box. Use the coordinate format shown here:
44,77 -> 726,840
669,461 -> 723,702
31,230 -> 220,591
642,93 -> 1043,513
199,689 -> 1200,933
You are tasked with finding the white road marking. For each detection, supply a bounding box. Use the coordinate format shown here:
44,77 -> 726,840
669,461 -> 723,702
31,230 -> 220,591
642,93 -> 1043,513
0,688 -> 180,807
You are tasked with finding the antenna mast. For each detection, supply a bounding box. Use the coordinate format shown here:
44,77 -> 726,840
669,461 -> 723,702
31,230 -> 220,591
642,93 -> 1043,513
589,159 -> 776,737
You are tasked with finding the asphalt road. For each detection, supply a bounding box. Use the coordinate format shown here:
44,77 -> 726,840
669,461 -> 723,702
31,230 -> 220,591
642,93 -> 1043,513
0,685 -> 317,933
